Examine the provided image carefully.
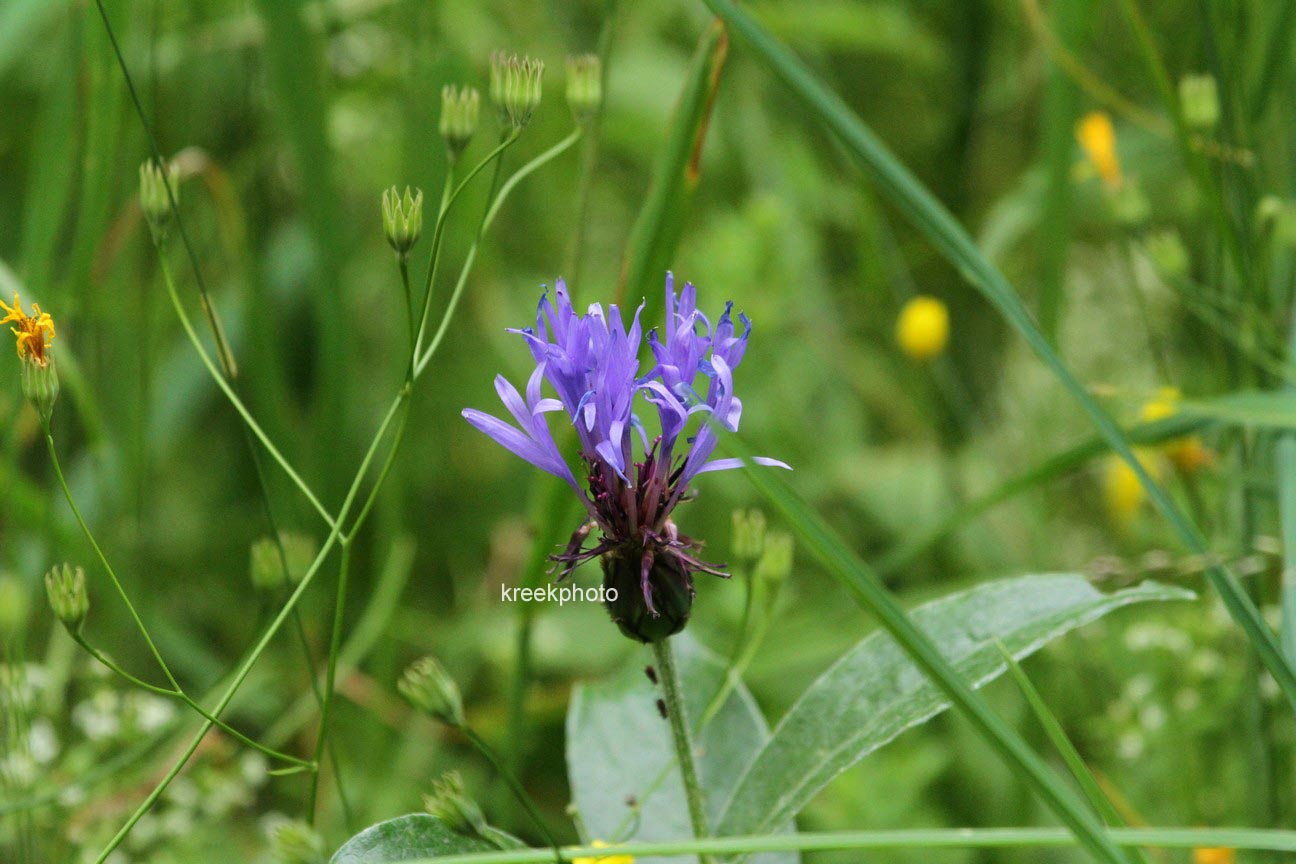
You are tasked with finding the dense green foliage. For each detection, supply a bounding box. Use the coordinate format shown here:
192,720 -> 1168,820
4,1 -> 1296,862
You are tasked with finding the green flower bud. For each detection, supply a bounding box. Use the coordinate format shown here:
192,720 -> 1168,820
269,819 -> 325,864
490,52 -> 544,129
0,574 -> 29,641
398,655 -> 465,727
730,509 -> 767,565
44,563 -> 88,635
440,85 -> 480,157
139,159 -> 181,237
601,546 -> 693,643
382,186 -> 424,260
21,348 -> 58,426
1179,74 -> 1220,130
753,532 -> 793,588
1144,230 -> 1189,281
565,54 -> 602,124
423,771 -> 488,837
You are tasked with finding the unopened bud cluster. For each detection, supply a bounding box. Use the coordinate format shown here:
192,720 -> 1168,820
382,186 -> 424,260
139,159 -> 181,237
398,655 -> 464,727
440,85 -> 480,157
731,509 -> 767,565
424,771 -> 488,837
565,54 -> 602,123
45,563 -> 88,634
754,532 -> 794,587
490,52 -> 544,129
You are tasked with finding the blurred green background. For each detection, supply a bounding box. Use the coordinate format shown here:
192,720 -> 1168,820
3,0 -> 1294,861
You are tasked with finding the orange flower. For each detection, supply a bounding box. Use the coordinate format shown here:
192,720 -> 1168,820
0,293 -> 56,367
1076,111 -> 1122,188
1194,848 -> 1235,864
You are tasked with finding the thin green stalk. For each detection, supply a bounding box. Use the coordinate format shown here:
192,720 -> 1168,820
94,388 -> 409,862
417,129 -> 583,376
44,430 -> 180,693
996,643 -> 1151,864
414,132 -> 520,358
380,826 -> 1296,864
306,540 -> 353,821
156,253 -> 337,530
463,727 -> 562,862
75,636 -> 313,769
651,638 -> 715,864
93,0 -> 238,379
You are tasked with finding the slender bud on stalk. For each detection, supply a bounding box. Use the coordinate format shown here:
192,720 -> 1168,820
398,655 -> 465,727
730,509 -> 766,565
382,186 -> 424,260
44,563 -> 88,635
490,51 -> 544,129
423,771 -> 489,837
753,532 -> 794,588
268,819 -> 326,864
1179,74 -> 1220,130
21,349 -> 58,425
440,85 -> 480,157
139,158 -> 181,238
565,54 -> 602,124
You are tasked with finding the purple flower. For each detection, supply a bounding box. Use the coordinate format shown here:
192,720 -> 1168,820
463,274 -> 789,641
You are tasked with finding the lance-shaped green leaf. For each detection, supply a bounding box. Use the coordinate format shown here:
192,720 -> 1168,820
715,574 -> 1192,837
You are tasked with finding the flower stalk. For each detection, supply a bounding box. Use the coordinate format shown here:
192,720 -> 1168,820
651,637 -> 715,864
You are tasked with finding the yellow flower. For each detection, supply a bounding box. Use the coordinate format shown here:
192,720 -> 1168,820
1076,111 -> 1122,188
895,295 -> 949,360
1102,450 -> 1163,525
0,292 -> 56,367
574,840 -> 634,864
1193,848 -> 1235,864
1139,387 -> 1213,474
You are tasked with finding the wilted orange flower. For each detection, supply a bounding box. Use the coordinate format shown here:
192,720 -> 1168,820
1076,111 -> 1122,188
0,293 -> 56,367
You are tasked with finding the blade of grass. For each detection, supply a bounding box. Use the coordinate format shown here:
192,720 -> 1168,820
615,18 -> 728,314
380,826 -> 1296,864
703,0 -> 1296,717
995,641 -> 1152,864
1279,320 -> 1296,667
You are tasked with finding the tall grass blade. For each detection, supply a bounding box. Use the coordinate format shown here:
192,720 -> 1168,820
703,0 -> 1296,717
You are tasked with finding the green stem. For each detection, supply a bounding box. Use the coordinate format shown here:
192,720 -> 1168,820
650,638 -> 714,864
75,636 -> 313,769
94,388 -> 408,863
156,253 -> 337,530
416,128 -> 583,376
307,539 -> 354,821
342,826 -> 1296,864
44,430 -> 180,693
463,727 -> 562,862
